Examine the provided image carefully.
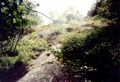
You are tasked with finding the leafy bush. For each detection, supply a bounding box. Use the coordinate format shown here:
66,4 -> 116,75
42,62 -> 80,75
0,0 -> 34,56
0,57 -> 17,70
0,38 -> 47,71
17,39 -> 47,58
96,0 -> 120,20
61,25 -> 120,81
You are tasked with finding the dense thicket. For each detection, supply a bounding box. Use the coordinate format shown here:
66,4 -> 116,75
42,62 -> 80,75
0,0 -> 41,56
0,0 -> 44,72
97,0 -> 120,19
0,0 -> 28,56
61,1 -> 120,81
88,0 -> 120,20
61,25 -> 120,81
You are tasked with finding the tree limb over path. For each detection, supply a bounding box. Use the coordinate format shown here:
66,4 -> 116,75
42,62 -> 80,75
23,1 -> 55,22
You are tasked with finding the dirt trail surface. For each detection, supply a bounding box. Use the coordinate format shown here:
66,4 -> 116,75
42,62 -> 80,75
17,44 -> 62,82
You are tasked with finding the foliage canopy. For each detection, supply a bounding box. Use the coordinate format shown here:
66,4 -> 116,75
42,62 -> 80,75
0,0 -> 40,56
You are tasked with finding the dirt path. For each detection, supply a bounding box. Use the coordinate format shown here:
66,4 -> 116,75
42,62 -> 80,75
17,44 -> 62,82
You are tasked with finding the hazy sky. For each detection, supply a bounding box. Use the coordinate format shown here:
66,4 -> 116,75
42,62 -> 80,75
28,0 -> 96,24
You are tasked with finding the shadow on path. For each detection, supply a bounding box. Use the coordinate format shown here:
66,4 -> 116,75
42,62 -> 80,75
0,64 -> 28,82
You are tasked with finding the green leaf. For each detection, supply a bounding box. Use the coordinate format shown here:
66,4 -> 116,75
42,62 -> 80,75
46,61 -> 54,64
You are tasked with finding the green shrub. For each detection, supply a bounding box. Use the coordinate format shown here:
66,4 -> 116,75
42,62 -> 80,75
61,25 -> 120,81
0,55 -> 29,70
17,39 -> 47,58
0,57 -> 17,70
62,30 -> 92,56
0,38 -> 47,71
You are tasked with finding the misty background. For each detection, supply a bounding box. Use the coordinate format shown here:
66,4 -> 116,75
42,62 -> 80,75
28,0 -> 98,24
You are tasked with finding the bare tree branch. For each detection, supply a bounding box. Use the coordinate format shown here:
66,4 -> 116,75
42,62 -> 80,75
23,1 -> 55,22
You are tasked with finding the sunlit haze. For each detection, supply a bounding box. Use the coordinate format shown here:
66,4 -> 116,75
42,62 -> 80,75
28,0 -> 96,24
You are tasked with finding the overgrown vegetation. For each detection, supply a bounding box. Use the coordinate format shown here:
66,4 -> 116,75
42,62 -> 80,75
61,25 -> 120,81
88,0 -> 120,20
0,0 -> 119,81
0,0 -> 43,71
97,0 -> 120,20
